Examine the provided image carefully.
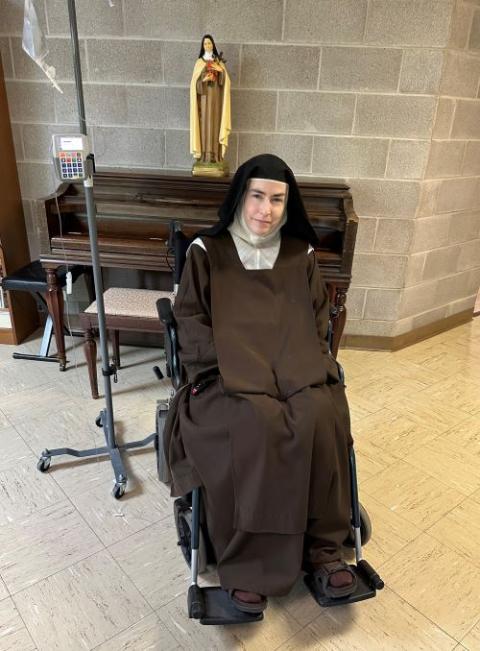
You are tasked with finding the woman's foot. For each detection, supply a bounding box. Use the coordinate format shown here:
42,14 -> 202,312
228,589 -> 268,613
233,590 -> 264,603
312,560 -> 357,598
328,568 -> 354,588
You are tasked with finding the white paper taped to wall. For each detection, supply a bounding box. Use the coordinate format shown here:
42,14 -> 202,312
22,0 -> 63,93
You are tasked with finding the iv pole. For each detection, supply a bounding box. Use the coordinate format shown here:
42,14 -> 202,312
37,0 -> 157,498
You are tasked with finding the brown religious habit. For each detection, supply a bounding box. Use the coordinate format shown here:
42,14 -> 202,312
163,232 -> 353,597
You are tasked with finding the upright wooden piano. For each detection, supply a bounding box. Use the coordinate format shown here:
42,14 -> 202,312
39,170 -> 358,369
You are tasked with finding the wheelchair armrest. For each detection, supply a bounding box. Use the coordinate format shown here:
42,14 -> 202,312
157,298 -> 183,390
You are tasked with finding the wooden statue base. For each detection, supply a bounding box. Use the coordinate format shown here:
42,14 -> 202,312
192,161 -> 229,177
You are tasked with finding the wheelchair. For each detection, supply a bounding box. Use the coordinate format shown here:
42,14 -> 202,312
154,225 -> 384,625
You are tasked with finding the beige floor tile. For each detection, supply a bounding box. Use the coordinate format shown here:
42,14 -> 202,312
277,585 -> 457,650
441,415 -> 480,449
419,373 -> 480,417
353,439 -> 400,484
109,519 -> 191,610
353,407 -> 440,459
12,402 -> 103,455
352,371 -> 431,410
454,645 -> 470,651
0,383 -> 75,424
0,410 -> 10,429
278,575 -> 327,627
0,578 -> 8,601
383,395 -> 472,437
361,460 -> 465,529
356,493 -> 422,568
93,613 -> 180,651
157,594 -> 245,649
427,498 -> 480,571
381,533 -> 480,640
0,426 -> 37,473
45,451 -> 122,494
228,600 -> 303,651
386,358 -> 445,387
472,488 -> 480,506
14,549 -> 152,651
404,438 -> 480,496
462,621 -> 480,650
398,342 -> 469,375
0,463 -> 65,526
69,466 -> 171,546
0,500 -> 103,594
347,395 -> 381,424
0,597 -> 36,651
1,319 -> 480,650
0,360 -> 51,397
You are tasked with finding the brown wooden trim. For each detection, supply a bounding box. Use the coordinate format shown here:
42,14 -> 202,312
0,53 -> 38,344
0,329 -> 16,345
341,309 -> 473,351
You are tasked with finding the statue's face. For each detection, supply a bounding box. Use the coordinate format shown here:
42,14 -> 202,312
203,37 -> 214,53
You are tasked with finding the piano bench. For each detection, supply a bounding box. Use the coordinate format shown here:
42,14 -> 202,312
80,287 -> 175,399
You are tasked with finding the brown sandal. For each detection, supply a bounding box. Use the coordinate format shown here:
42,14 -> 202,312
313,560 -> 357,599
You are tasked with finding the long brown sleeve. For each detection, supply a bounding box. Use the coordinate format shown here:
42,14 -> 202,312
173,244 -> 219,384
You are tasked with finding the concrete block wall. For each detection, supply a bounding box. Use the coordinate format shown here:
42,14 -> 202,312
397,0 -> 480,336
1,0 -> 479,339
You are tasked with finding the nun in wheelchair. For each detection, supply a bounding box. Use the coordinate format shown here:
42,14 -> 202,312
161,154 -> 378,619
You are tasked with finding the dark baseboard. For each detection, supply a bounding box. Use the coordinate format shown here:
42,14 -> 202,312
340,309 -> 474,352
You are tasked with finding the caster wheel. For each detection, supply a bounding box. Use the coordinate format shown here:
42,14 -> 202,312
37,456 -> 51,472
95,415 -> 103,428
112,483 -> 126,499
59,363 -> 66,372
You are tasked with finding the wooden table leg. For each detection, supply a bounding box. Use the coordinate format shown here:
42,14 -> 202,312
45,268 -> 67,371
83,328 -> 99,399
111,329 -> 120,368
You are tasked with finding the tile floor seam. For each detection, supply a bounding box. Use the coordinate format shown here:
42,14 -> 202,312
361,456 -> 475,512
88,611 -> 157,651
103,513 -> 171,552
3,543 -> 108,599
460,610 -> 480,647
8,592 -> 44,651
373,528 -> 425,572
102,544 -> 163,616
385,583 -> 463,647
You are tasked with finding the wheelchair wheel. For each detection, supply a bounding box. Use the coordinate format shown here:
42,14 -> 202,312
174,498 -> 208,574
344,503 -> 372,548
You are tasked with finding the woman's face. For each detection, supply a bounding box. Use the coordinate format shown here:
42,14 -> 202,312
243,179 -> 287,236
203,38 -> 214,53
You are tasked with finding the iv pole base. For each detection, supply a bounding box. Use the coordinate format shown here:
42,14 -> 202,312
37,408 -> 157,499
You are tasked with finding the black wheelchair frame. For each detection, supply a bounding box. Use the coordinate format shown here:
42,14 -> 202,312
155,226 -> 384,625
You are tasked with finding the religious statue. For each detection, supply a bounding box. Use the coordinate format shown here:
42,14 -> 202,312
190,34 -> 231,177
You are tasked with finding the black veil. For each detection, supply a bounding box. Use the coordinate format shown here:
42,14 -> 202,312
196,154 -> 319,247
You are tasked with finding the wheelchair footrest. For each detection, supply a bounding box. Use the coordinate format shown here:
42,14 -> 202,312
304,564 -> 376,608
188,585 -> 263,625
